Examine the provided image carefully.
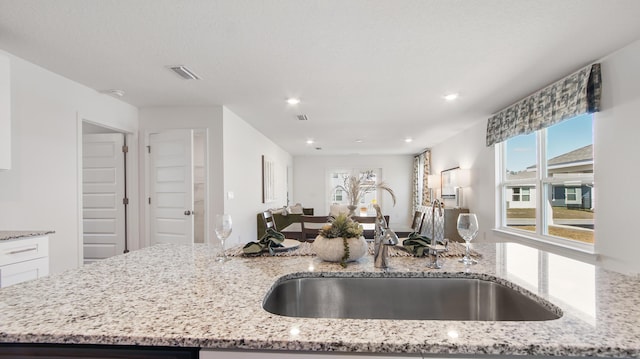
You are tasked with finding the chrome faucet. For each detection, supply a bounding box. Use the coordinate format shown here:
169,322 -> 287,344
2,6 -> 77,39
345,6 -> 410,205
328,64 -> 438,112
373,204 -> 399,269
428,199 -> 447,269
430,199 -> 443,242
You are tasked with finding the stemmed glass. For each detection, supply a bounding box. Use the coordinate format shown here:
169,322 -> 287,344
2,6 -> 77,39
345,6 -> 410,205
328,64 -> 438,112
457,213 -> 478,265
214,214 -> 232,262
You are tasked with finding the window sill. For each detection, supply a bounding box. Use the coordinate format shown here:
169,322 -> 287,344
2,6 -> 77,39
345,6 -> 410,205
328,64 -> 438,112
492,228 -> 598,265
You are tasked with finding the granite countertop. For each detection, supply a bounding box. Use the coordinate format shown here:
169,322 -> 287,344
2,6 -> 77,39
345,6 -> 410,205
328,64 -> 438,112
0,231 -> 54,241
0,242 -> 639,357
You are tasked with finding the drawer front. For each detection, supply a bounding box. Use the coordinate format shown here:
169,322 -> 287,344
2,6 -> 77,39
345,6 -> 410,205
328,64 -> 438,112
0,256 -> 49,288
0,236 -> 49,266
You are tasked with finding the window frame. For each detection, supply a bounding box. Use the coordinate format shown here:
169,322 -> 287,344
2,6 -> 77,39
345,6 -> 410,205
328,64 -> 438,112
497,119 -> 595,253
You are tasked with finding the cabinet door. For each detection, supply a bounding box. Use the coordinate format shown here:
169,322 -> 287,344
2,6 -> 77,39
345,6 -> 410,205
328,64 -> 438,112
0,257 -> 48,288
0,53 -> 10,170
444,208 -> 469,242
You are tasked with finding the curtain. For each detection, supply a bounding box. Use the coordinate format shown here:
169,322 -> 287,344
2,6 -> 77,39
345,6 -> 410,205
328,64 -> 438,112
421,150 -> 431,206
486,63 -> 601,147
412,155 -> 420,213
412,150 -> 432,212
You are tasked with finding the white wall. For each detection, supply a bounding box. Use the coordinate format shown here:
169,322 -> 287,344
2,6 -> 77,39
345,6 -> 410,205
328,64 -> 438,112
138,107 -> 225,248
595,39 -> 640,274
430,39 -> 640,274
0,50 -> 138,274
430,121 -> 495,243
292,155 -> 413,227
222,107 -> 292,246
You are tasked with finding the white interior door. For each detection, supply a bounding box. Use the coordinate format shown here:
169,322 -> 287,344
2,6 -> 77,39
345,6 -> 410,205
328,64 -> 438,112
149,130 -> 194,245
82,133 -> 126,264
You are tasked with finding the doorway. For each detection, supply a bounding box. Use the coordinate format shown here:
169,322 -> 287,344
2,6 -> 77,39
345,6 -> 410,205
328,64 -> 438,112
81,122 -> 128,264
147,129 -> 207,245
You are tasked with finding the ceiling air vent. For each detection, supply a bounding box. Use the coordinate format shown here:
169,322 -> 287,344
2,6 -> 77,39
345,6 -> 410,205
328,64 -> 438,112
296,115 -> 309,121
168,65 -> 201,80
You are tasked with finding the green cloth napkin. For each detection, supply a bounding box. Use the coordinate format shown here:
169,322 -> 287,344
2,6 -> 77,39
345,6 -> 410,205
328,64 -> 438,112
402,232 -> 432,257
243,228 -> 285,256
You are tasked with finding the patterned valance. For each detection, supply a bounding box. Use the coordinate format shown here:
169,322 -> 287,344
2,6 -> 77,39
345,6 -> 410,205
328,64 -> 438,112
486,63 -> 601,147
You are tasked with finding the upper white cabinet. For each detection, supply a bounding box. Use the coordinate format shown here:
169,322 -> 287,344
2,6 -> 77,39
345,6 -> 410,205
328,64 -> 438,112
0,53 -> 10,170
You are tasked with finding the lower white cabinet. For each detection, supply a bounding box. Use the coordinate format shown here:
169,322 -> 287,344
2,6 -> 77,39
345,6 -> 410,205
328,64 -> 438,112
200,350 -> 420,358
0,235 -> 49,288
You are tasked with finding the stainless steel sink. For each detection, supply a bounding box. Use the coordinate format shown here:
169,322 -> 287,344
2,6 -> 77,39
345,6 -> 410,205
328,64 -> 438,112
263,275 -> 562,321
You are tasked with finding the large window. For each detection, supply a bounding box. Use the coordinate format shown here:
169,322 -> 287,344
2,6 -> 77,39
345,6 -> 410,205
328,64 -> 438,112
499,114 -> 594,247
327,169 -> 381,214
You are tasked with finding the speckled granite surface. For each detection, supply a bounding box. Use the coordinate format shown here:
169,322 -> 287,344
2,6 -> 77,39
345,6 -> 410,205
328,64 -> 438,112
0,242 -> 639,357
0,231 -> 54,241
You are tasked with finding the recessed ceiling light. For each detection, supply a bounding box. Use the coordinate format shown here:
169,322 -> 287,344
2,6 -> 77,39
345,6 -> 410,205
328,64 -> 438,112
355,139 -> 364,143
444,93 -> 459,101
100,89 -> 125,97
306,139 -> 314,145
287,98 -> 300,105
405,138 -> 413,143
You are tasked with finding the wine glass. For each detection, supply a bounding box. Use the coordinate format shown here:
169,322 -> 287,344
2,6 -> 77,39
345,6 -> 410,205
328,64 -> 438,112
457,213 -> 478,265
214,214 -> 232,262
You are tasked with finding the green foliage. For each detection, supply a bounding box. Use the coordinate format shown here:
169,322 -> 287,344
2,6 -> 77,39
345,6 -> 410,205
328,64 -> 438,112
318,213 -> 363,239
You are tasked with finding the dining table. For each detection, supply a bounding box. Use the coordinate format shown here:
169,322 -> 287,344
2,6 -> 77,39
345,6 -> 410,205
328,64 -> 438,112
280,222 -> 413,241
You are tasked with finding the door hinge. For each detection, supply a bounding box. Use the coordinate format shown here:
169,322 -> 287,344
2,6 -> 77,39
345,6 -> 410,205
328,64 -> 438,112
146,145 -> 151,154
122,145 -> 129,153
123,197 -> 129,205
148,197 -> 151,205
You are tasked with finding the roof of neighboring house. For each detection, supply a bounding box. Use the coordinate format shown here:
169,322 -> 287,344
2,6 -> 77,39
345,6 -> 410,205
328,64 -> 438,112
548,144 -> 593,166
506,171 -> 536,180
527,144 -> 593,170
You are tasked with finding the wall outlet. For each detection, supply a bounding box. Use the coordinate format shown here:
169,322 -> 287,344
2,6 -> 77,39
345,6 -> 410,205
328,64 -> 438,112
227,191 -> 234,199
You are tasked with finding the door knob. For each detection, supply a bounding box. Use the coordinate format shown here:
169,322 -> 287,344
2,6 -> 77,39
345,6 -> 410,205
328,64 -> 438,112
184,210 -> 192,216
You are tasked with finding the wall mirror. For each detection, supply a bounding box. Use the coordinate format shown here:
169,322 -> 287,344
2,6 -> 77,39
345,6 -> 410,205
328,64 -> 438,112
441,167 -> 460,199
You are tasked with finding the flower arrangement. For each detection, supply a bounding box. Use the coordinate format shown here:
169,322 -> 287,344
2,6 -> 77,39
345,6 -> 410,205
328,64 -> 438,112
317,213 -> 365,267
334,172 -> 396,211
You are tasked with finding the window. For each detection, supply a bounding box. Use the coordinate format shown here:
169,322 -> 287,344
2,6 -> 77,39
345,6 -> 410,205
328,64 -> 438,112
499,114 -> 594,247
511,187 -> 531,202
327,169 -> 381,212
512,188 -> 521,201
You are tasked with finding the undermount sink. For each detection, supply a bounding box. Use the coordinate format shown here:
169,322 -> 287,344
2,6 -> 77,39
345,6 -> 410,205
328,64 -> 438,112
263,274 -> 562,321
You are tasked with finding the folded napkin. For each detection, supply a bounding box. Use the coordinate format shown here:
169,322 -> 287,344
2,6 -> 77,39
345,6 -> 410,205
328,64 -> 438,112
243,228 -> 285,256
402,232 -> 433,257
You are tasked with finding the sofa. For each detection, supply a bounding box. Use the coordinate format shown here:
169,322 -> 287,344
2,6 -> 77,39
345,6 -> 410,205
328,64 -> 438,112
256,206 -> 314,239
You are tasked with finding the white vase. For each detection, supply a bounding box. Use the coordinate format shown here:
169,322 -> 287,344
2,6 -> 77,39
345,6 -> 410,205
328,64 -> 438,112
312,235 -> 368,262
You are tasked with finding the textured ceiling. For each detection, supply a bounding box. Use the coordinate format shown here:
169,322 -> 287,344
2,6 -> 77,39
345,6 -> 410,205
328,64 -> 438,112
1,0 -> 639,155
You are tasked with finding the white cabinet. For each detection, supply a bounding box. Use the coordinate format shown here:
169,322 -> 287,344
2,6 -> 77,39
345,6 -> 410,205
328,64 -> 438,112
0,53 -> 10,170
0,236 -> 49,288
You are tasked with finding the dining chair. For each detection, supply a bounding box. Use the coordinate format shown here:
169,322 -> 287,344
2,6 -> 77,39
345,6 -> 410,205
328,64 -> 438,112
300,215 -> 329,241
262,211 -> 278,231
351,215 -> 389,240
410,211 -> 426,234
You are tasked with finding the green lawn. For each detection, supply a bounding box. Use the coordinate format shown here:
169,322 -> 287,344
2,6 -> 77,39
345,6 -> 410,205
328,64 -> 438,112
507,207 -> 594,244
507,207 -> 594,219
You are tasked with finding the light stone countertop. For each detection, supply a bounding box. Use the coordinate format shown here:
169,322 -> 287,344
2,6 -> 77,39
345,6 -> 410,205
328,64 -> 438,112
0,231 -> 54,241
0,242 -> 639,357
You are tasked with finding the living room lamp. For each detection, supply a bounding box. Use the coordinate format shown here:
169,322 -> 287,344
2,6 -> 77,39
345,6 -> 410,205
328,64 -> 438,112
427,174 -> 440,202
455,169 -> 471,208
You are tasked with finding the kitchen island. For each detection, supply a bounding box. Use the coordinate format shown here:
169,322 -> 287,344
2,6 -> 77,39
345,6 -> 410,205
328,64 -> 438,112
0,242 -> 639,358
